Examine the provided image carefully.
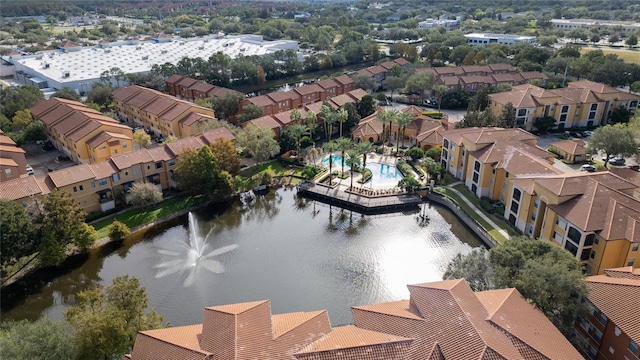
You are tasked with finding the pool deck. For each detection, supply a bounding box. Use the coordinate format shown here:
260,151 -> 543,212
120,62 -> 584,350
299,152 -> 423,214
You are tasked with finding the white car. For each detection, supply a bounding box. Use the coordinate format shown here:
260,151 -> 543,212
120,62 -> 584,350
580,164 -> 596,172
26,166 -> 34,175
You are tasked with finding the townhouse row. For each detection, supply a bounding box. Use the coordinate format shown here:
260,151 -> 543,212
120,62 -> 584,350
0,127 -> 235,215
112,85 -> 216,139
489,80 -> 640,130
125,278 -> 580,360
165,74 -> 242,101
441,127 -> 640,275
0,130 -> 28,181
353,57 -> 411,84
243,88 -> 368,139
31,97 -> 134,164
425,63 -> 548,94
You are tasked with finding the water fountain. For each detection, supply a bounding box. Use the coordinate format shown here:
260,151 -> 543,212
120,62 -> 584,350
154,212 -> 238,287
240,190 -> 256,206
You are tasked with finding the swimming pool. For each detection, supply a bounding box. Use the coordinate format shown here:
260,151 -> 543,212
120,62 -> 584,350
322,154 -> 347,165
365,162 -> 403,189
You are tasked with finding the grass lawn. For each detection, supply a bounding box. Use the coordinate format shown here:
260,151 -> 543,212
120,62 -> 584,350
92,194 -> 210,239
580,48 -> 640,64
239,160 -> 307,178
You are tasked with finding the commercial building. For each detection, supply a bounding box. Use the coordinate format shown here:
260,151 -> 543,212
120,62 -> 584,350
4,35 -> 298,94
0,127 -> 234,214
464,33 -> 537,46
125,279 -> 580,359
488,80 -> 640,130
551,19 -> 640,37
441,126 -> 640,275
575,267 -> 640,359
112,85 -> 216,139
30,97 -> 134,164
418,16 -> 462,31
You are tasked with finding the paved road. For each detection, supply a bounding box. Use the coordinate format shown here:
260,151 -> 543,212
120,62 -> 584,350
23,142 -> 75,177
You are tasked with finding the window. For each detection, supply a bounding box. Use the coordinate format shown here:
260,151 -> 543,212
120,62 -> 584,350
599,312 -> 608,325
564,241 -> 578,256
4,169 -> 12,177
629,340 -> 638,354
122,143 -> 127,149
590,103 -> 598,111
628,258 -> 636,266
567,227 -> 581,244
512,188 -> 521,202
591,250 -> 596,259
594,329 -> 603,343
633,243 -> 639,252
473,173 -> 479,183
99,178 -> 107,186
585,234 -> 595,246
594,236 -> 599,245
474,161 -> 481,171
168,159 -> 175,166
510,200 -> 519,213
580,249 -> 591,261
156,162 -> 163,169
79,185 -> 83,191
561,105 -> 569,113
112,173 -> 120,182
559,114 -> 567,121
73,186 -> 77,192
517,109 -> 527,116
91,182 -> 95,189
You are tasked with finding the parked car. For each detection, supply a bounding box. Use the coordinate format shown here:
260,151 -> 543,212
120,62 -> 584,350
580,164 -> 596,172
41,141 -> 55,151
56,155 -> 71,162
626,165 -> 640,171
26,166 -> 34,175
610,157 -> 626,166
583,131 -> 594,137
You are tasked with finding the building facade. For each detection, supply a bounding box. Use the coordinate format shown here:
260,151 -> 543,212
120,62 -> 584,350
464,33 -> 537,46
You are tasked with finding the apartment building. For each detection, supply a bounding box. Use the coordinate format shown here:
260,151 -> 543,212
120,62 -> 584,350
165,75 -> 242,102
30,97 -> 133,164
112,85 -> 216,139
551,18 -> 640,37
0,127 -> 235,214
126,279 -> 580,359
575,267 -> 640,359
489,80 -> 640,130
429,63 -> 548,94
0,131 -> 28,181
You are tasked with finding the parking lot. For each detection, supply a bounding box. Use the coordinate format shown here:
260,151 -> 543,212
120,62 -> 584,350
23,142 -> 76,177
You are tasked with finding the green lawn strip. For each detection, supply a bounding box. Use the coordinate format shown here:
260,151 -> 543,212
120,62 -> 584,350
435,187 -> 507,244
93,194 -> 209,239
239,161 -> 289,177
452,184 -> 519,239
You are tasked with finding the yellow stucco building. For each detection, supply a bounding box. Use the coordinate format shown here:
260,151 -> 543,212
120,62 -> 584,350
488,80 -> 640,130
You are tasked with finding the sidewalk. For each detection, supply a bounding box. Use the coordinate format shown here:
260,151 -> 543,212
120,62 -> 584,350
445,182 -> 511,241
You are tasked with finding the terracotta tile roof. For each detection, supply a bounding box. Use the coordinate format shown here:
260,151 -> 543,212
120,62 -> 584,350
176,77 -> 198,88
0,145 -> 25,154
471,141 -> 560,177
294,84 -> 323,96
492,73 -> 521,83
179,112 -> 211,127
199,127 -> 235,144
508,178 -> 537,195
247,115 -> 280,130
334,75 -> 353,86
165,74 -> 184,85
351,112 -> 384,138
445,127 -> 537,146
438,76 -> 460,86
329,94 -> 355,108
272,109 -> 297,126
47,164 -> 95,188
131,324 -> 212,359
393,58 -> 410,66
0,135 -> 18,146
267,90 -> 298,103
294,325 -> 413,359
128,89 -> 161,109
603,266 -> 640,279
461,65 -> 491,74
110,149 -> 155,170
549,139 -> 586,156
316,79 -> 339,90
488,63 -> 515,72
0,176 -> 46,200
187,80 -> 214,93
142,97 -> 181,116
146,146 -> 174,162
519,71 -> 548,80
0,158 -> 18,167
60,40 -> 81,48
88,160 -> 119,180
347,89 -> 369,101
160,102 -> 191,121
246,95 -> 276,107
433,66 -> 464,76
272,310 -> 328,338
305,102 -> 325,114
568,80 -> 619,94
460,75 -> 496,85
352,279 -> 581,359
379,60 -> 397,70
112,85 -> 145,102
86,131 -> 131,148
367,65 -> 387,75
586,274 -> 640,342
165,137 -> 206,157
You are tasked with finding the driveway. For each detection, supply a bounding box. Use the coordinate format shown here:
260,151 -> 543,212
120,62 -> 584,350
23,142 -> 75,177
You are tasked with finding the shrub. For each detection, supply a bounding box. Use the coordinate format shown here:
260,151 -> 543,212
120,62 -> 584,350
479,197 -> 494,213
109,220 -> 130,242
301,166 -> 323,179
358,168 -> 372,183
421,111 -> 443,119
299,136 -> 313,149
396,160 -> 414,177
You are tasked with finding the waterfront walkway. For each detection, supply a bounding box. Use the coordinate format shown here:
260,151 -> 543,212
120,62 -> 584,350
443,182 -> 511,241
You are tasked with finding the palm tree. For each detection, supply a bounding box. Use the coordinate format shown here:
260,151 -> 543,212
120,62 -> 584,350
346,149 -> 361,189
377,109 -> 398,144
325,112 -> 339,141
432,84 -> 448,113
305,111 -> 318,145
319,105 -> 332,139
322,141 -> 339,176
288,124 -> 309,161
290,108 -> 303,124
335,137 -> 353,176
337,108 -> 348,138
394,112 -> 413,152
355,141 -> 374,178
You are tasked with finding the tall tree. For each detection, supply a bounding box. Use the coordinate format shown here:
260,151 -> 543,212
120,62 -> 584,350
346,149 -> 361,189
356,95 -> 376,118
0,199 -> 34,267
352,74 -> 376,92
35,190 -> 93,266
210,138 -> 241,176
86,83 -> 113,109
65,276 -> 166,360
394,112 -> 413,151
175,146 -> 234,196
287,123 -> 309,161
236,125 -> 280,166
0,85 -> 44,119
0,318 -> 76,360
132,129 -> 151,149
128,182 -> 163,208
322,140 -> 339,175
335,137 -> 353,175
587,124 -> 638,168
11,109 -> 33,131
337,108 -> 348,138
51,87 -> 81,102
212,92 -> 244,121
304,110 -> 318,145
432,84 -> 448,112
499,102 -> 516,128
443,249 -> 494,291
377,109 -> 398,144
405,71 -> 435,103
237,104 -> 264,124
382,76 -> 404,100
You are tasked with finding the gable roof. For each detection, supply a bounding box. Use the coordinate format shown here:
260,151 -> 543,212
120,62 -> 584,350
549,139 -> 586,156
586,274 -> 640,342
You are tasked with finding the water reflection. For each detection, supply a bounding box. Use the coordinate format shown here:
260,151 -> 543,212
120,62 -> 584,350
2,188 -> 483,327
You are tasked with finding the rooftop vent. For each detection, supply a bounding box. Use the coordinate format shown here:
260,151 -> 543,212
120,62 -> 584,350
141,55 -> 149,60
62,71 -> 70,78
161,49 -> 168,54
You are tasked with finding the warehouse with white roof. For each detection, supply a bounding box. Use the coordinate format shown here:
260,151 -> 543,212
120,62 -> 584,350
4,35 -> 298,94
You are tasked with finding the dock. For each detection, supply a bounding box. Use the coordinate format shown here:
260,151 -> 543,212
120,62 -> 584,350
296,182 -> 422,214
